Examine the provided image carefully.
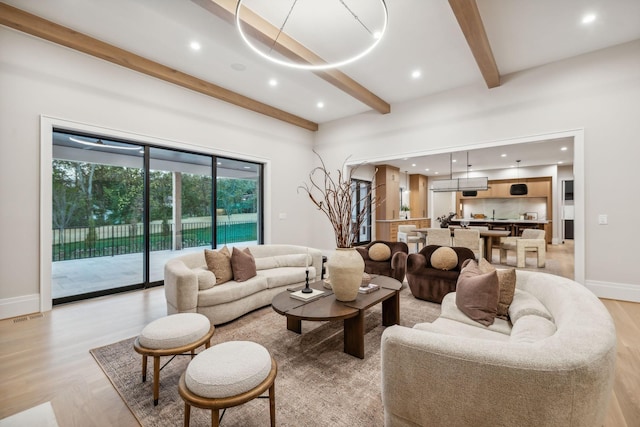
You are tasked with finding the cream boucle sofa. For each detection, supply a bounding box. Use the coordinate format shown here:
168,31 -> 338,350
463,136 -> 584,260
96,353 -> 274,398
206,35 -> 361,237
381,270 -> 617,427
164,245 -> 323,325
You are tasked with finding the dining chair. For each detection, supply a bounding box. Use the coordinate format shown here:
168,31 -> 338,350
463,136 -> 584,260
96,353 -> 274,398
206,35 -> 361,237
397,225 -> 425,252
452,228 -> 483,259
425,228 -> 452,247
499,229 -> 546,267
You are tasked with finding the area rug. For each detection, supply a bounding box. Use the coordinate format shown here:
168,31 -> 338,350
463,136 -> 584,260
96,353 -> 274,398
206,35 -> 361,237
90,286 -> 440,427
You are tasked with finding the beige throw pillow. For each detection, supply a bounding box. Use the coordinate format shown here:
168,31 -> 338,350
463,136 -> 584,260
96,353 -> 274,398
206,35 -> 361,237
431,246 -> 458,270
204,246 -> 233,285
369,243 -> 391,261
231,247 -> 257,282
478,258 -> 516,319
455,259 -> 499,326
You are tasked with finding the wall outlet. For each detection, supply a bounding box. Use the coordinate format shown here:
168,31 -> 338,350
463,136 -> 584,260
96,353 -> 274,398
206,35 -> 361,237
598,214 -> 608,225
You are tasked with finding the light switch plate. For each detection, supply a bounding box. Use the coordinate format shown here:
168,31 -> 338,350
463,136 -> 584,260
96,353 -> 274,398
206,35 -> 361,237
598,214 -> 608,225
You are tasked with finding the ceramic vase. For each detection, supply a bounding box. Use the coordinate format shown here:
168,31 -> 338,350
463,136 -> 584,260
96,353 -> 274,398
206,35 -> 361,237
327,247 -> 365,302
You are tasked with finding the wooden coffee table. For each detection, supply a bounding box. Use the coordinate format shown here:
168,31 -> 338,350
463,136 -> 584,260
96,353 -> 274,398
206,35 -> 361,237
271,275 -> 402,359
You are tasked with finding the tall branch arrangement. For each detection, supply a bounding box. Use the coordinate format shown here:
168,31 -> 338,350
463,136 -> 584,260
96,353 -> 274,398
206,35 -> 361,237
298,152 -> 382,248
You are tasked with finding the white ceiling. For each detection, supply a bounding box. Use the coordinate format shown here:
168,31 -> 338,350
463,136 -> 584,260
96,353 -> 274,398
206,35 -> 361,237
4,0 -> 640,171
378,137 -> 574,177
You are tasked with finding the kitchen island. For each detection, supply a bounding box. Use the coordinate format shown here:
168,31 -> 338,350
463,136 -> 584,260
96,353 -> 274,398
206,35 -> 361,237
450,218 -> 551,244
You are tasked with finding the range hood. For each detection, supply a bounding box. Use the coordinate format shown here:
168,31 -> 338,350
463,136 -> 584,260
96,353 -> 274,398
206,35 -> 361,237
430,177 -> 489,192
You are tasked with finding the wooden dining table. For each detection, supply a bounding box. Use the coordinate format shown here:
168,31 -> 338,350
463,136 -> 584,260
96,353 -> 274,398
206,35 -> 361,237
415,227 -> 511,260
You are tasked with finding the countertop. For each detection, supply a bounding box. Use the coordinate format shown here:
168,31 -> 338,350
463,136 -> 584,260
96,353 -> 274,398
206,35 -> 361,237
450,218 -> 550,224
376,218 -> 430,223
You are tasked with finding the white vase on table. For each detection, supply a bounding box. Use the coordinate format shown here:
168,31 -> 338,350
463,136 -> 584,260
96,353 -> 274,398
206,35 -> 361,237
326,248 -> 365,302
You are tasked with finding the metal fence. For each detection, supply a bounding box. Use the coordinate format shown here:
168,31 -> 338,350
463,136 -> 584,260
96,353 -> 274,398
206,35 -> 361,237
52,221 -> 258,261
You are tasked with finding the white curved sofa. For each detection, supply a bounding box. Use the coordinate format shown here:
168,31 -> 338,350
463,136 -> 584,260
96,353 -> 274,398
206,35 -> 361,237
381,270 -> 617,427
164,245 -> 323,325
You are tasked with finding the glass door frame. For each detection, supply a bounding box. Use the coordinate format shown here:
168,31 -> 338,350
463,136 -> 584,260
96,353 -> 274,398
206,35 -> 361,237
45,120 -> 265,307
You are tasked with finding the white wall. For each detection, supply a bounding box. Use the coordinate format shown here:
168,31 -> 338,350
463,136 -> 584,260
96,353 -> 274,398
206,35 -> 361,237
0,28 -> 318,318
315,40 -> 640,301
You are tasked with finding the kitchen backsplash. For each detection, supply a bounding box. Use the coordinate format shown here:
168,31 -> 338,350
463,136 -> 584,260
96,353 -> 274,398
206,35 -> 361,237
461,197 -> 547,220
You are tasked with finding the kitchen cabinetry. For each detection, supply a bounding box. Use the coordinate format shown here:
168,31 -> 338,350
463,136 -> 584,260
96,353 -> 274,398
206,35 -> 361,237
409,174 -> 428,218
375,165 -> 400,220
525,179 -> 550,197
458,177 -> 551,200
455,177 -> 553,243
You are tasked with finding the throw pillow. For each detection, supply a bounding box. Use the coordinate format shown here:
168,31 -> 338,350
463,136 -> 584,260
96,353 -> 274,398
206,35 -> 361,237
231,247 -> 257,282
431,246 -> 458,270
478,258 -> 516,319
204,246 -> 233,285
455,259 -> 499,326
369,243 -> 391,261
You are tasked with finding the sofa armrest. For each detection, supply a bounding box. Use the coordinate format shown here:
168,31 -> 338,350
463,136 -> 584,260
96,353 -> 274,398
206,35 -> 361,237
355,246 -> 369,261
381,324 -> 615,427
390,251 -> 407,282
164,258 -> 199,312
406,253 -> 426,274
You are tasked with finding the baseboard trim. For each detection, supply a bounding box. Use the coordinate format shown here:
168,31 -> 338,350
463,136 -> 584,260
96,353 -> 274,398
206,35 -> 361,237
585,280 -> 640,303
0,294 -> 40,320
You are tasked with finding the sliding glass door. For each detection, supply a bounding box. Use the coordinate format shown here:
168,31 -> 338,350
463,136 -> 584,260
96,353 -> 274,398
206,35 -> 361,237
148,148 -> 213,283
51,130 -> 263,304
52,131 -> 145,302
216,158 -> 262,247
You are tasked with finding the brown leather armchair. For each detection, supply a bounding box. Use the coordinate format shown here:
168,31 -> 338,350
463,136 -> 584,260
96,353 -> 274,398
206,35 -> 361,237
406,245 -> 476,303
355,241 -> 409,283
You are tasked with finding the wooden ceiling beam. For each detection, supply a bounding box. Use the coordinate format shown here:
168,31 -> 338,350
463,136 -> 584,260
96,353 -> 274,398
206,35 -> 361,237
449,0 -> 501,88
193,0 -> 391,114
0,3 -> 318,131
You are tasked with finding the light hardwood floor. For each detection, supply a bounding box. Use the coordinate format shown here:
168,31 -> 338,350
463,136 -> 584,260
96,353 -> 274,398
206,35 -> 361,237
0,244 -> 638,426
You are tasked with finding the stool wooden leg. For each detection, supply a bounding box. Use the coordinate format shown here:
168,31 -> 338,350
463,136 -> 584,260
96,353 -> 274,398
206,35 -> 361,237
141,355 -> 147,382
212,409 -> 220,427
153,356 -> 160,406
269,382 -> 276,427
190,349 -> 195,359
184,402 -> 191,427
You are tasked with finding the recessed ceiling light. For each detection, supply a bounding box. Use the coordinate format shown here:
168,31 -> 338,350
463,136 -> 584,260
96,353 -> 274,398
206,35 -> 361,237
424,168 -> 429,172
317,101 -> 325,109
190,41 -> 201,51
501,153 -> 507,157
231,63 -> 246,71
452,159 -> 457,163
217,162 -> 222,165
411,70 -> 421,79
582,13 -> 596,24
411,163 -> 416,167
435,172 -> 439,175
268,78 -> 278,87
561,146 -> 568,151
558,161 -> 564,164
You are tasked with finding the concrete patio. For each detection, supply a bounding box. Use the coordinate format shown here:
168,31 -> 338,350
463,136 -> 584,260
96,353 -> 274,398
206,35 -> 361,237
51,242 -> 256,299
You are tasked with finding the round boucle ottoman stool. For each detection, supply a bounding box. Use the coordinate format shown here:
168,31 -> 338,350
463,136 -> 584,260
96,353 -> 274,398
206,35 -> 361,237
133,313 -> 214,406
178,341 -> 277,427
